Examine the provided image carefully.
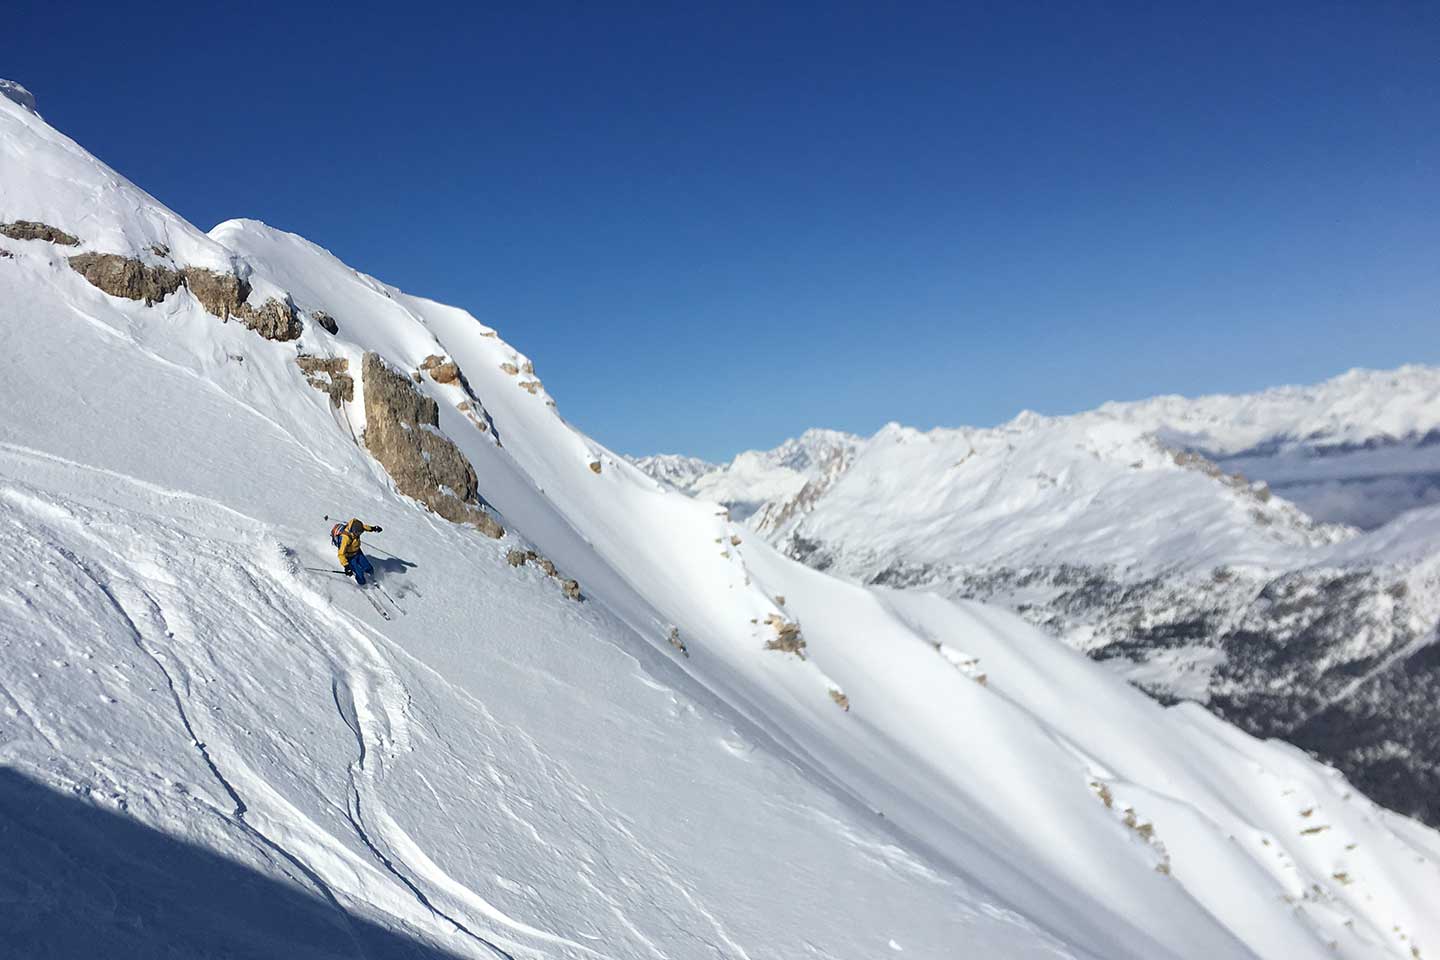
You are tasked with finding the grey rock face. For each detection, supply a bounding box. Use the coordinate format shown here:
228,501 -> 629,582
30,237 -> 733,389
1,221 -> 79,245
361,352 -> 503,539
312,310 -> 339,335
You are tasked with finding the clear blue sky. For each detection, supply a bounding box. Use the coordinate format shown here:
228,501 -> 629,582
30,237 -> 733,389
7,2 -> 1438,461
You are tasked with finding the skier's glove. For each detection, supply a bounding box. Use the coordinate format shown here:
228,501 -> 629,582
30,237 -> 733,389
343,565 -> 354,577
372,525 -> 383,532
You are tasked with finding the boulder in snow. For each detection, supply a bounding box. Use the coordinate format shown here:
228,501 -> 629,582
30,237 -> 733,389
0,221 -> 78,246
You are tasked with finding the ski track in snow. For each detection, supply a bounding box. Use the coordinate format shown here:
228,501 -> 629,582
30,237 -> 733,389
0,479 -> 542,958
0,490 -> 373,956
378,660 -> 751,960
0,467 -> 670,960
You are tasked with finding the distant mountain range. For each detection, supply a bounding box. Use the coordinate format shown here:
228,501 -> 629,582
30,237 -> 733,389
631,366 -> 1440,825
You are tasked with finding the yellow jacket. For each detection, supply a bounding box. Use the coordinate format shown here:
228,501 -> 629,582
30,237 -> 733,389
336,518 -> 380,567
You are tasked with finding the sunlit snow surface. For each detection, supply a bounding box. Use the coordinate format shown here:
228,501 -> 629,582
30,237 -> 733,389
2,86 -> 1439,959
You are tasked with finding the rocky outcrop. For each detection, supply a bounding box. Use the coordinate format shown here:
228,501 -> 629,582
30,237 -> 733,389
67,253 -> 182,306
295,355 -> 353,406
763,613 -> 806,657
181,267 -> 249,320
419,354 -> 460,384
1170,447 -> 1275,508
66,255 -> 300,339
1,221 -> 78,245
312,310 -> 339,335
182,267 -> 300,341
237,297 -> 300,341
505,547 -> 583,600
362,352 -> 503,539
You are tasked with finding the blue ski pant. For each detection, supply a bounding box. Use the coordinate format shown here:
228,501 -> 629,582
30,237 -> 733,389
350,552 -> 374,585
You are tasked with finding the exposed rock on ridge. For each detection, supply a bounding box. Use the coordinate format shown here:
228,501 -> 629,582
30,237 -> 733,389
65,252 -> 300,340
361,352 -> 503,539
1,220 -> 78,245
180,266 -> 300,341
295,355 -> 353,407
68,252 -> 183,306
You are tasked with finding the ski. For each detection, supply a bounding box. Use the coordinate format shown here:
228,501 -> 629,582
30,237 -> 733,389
358,585 -> 391,621
374,582 -> 405,615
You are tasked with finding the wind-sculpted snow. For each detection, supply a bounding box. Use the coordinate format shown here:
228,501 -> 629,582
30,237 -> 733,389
3,83 -> 1440,958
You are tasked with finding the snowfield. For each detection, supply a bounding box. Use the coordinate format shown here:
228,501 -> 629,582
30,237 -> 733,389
3,80 -> 1439,959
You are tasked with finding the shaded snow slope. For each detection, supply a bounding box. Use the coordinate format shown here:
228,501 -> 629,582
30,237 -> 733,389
3,85 -> 1440,959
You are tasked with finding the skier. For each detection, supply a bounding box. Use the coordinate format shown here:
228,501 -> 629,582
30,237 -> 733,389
331,518 -> 383,586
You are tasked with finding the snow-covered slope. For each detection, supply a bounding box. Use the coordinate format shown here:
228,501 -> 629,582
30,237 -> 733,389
4,83 -> 1440,959
761,415 -> 1347,577
632,373 -> 1440,829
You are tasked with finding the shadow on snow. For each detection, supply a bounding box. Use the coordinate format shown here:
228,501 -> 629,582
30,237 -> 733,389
0,766 -> 465,959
